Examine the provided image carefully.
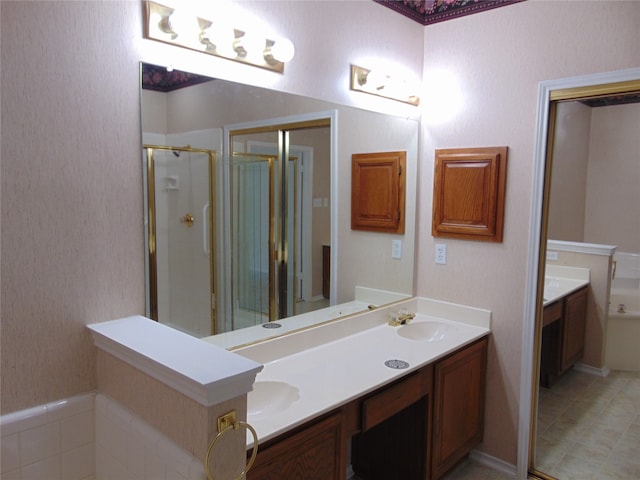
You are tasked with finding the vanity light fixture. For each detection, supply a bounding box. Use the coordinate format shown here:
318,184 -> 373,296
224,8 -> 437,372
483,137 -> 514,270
144,1 -> 295,73
350,64 -> 420,106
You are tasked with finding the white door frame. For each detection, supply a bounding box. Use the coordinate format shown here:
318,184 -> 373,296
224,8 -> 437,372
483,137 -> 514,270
247,140 -> 314,304
517,67 -> 640,479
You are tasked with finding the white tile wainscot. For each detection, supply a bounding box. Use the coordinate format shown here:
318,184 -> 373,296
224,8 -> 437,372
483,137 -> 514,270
1,393 -> 95,480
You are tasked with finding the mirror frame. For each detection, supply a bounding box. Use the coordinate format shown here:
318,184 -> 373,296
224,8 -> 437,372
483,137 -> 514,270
518,68 -> 640,479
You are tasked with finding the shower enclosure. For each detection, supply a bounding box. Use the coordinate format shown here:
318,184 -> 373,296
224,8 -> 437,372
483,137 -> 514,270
144,145 -> 216,337
144,121 -> 328,337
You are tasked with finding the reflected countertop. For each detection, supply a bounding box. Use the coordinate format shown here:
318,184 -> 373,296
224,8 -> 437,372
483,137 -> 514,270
543,265 -> 590,306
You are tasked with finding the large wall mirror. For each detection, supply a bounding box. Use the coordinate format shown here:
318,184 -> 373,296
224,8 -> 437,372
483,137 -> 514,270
140,63 -> 418,348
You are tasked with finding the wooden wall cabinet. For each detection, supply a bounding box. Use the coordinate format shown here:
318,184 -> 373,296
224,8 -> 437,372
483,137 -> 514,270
432,147 -> 507,242
351,151 -> 406,234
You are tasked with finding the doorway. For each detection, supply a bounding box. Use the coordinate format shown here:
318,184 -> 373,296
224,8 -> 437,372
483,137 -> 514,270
216,114 -> 334,333
518,68 -> 640,479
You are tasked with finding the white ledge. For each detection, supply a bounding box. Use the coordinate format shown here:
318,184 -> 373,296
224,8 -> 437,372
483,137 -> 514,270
88,316 -> 262,407
547,240 -> 617,257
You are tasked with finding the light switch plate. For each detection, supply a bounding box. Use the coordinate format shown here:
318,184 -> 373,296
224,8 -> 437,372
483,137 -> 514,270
435,243 -> 447,264
392,239 -> 402,259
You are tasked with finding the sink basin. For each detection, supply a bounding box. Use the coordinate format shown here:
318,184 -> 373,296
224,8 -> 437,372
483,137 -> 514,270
248,381 -> 300,418
397,321 -> 455,342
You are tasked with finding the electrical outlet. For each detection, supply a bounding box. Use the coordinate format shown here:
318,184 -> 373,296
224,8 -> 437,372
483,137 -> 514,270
546,251 -> 559,261
435,244 -> 447,264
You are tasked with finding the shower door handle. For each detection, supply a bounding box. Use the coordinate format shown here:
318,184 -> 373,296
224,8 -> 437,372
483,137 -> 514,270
202,203 -> 210,256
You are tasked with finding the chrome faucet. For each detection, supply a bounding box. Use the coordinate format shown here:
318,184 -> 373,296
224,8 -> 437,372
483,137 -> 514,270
388,309 -> 415,326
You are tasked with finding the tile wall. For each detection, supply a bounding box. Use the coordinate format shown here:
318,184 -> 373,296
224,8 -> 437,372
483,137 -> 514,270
1,393 -> 207,480
1,393 -> 95,480
94,394 -> 206,480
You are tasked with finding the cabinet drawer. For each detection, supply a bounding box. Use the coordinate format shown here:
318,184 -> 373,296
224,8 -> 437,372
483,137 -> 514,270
543,301 -> 562,327
361,366 -> 432,432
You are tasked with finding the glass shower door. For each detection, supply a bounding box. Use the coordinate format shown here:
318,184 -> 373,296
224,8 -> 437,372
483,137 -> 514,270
230,153 -> 277,329
145,145 -> 216,337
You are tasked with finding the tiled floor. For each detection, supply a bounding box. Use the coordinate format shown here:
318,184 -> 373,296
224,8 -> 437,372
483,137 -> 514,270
536,368 -> 640,479
351,459 -> 514,480
441,460 -> 514,479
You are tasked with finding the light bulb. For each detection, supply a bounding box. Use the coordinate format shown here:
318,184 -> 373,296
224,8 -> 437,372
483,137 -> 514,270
234,31 -> 265,59
201,25 -> 236,57
267,38 -> 295,63
364,70 -> 388,91
167,9 -> 197,39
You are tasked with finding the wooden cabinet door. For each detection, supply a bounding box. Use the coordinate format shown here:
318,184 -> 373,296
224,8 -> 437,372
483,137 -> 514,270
432,338 -> 488,479
561,287 -> 588,372
351,151 -> 406,233
247,410 -> 346,480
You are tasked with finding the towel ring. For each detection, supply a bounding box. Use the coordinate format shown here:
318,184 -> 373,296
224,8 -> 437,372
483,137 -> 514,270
205,420 -> 259,480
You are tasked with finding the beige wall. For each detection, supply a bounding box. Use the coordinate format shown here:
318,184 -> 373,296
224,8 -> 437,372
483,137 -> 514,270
585,103 -> 640,253
2,0 -> 639,471
0,0 -> 423,415
417,0 -> 640,464
1,1 -> 145,414
547,101 -> 640,253
548,102 -> 592,242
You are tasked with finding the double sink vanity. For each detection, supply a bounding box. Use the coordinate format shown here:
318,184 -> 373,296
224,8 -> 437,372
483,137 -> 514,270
89,296 -> 491,480
208,297 -> 492,480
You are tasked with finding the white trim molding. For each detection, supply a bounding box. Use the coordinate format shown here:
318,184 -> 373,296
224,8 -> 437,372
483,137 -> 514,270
547,240 -> 617,257
518,67 -> 640,480
88,316 -> 262,407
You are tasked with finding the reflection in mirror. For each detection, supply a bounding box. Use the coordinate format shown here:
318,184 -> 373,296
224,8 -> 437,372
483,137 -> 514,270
227,124 -> 331,331
141,62 -> 417,347
535,91 -> 640,479
143,145 -> 216,337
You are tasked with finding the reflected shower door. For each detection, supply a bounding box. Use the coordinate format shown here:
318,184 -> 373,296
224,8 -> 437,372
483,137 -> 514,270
145,146 -> 215,337
230,153 -> 276,329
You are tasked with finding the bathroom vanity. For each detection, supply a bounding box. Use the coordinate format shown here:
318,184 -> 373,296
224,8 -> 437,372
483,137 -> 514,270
231,297 -> 491,480
245,338 -> 487,480
540,266 -> 590,387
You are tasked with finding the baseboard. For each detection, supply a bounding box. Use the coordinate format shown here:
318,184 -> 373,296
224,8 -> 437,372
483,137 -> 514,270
346,464 -> 355,479
574,362 -> 611,377
470,449 -> 517,478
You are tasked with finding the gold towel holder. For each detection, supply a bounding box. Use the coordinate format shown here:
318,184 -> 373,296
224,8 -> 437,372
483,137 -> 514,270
205,412 -> 259,480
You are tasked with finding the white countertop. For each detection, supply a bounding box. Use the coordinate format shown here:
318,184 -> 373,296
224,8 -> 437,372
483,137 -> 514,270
543,265 -> 590,306
235,297 -> 491,447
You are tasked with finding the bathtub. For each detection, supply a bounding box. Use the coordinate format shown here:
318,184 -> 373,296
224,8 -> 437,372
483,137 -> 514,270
605,253 -> 640,371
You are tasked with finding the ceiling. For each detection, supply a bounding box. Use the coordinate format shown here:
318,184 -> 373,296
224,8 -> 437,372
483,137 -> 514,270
374,0 -> 523,25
